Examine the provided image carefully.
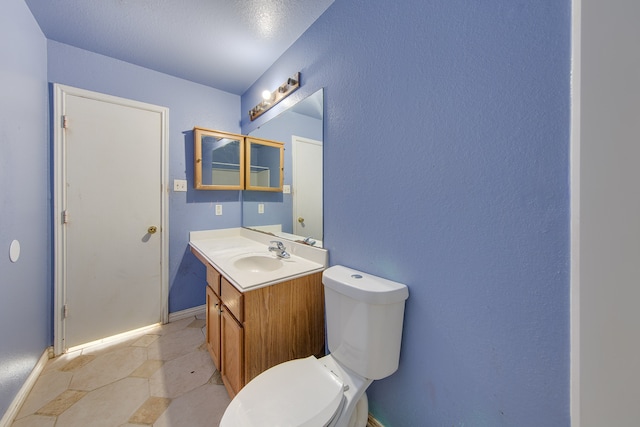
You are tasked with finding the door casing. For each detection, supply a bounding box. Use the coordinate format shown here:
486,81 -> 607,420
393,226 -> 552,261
52,84 -> 169,355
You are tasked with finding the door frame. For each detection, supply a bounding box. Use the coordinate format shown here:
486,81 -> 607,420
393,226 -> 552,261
52,84 -> 169,355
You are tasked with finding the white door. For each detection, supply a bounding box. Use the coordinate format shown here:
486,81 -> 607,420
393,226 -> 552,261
292,136 -> 323,240
53,84 -> 168,353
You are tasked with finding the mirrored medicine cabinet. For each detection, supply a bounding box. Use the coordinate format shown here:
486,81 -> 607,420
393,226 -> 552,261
193,128 -> 284,192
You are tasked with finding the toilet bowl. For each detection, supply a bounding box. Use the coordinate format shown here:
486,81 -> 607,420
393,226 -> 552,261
220,265 -> 409,427
219,355 -> 367,427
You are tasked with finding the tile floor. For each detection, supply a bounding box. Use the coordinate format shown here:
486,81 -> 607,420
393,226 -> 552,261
11,315 -> 231,427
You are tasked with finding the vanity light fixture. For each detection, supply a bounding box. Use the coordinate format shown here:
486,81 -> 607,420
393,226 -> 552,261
249,72 -> 300,121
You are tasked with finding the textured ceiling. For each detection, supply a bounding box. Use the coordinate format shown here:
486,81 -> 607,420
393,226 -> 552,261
24,0 -> 334,95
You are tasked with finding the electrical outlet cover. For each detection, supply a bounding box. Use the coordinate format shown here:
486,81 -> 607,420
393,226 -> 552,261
173,179 -> 187,192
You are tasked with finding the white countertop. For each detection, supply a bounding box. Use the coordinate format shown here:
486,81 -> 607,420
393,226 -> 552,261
189,228 -> 328,291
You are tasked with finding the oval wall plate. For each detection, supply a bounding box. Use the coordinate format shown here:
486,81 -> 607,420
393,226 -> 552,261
9,239 -> 20,263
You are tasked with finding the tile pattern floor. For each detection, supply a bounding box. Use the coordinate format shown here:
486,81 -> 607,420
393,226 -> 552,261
11,315 -> 231,427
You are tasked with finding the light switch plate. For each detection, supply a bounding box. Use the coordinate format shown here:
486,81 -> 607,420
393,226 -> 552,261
282,185 -> 291,194
215,204 -> 222,215
258,203 -> 264,214
173,179 -> 187,192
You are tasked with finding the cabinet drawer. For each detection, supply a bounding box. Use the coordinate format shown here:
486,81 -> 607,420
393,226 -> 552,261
221,277 -> 244,322
207,265 -> 221,296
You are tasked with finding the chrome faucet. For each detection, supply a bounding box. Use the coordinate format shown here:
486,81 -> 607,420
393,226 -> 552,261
269,240 -> 290,259
303,236 -> 316,246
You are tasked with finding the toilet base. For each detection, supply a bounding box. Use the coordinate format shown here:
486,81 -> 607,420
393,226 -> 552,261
327,393 -> 368,427
349,393 -> 369,427
320,355 -> 373,427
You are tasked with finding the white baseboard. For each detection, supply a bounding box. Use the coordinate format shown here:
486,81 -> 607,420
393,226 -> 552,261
0,347 -> 52,427
168,304 -> 206,323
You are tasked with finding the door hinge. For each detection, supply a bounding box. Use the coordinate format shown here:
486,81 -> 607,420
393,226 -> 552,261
62,115 -> 69,129
63,304 -> 68,319
63,210 -> 69,224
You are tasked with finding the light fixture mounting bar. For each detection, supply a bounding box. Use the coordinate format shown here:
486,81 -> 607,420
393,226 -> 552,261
249,72 -> 300,121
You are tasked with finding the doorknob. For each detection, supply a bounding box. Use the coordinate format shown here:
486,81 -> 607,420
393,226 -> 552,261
148,226 -> 158,234
297,217 -> 304,223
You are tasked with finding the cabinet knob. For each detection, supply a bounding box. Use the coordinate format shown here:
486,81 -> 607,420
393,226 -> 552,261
297,217 -> 304,223
148,226 -> 158,234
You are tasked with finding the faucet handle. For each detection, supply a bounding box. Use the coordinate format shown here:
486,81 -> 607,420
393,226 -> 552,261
270,240 -> 285,250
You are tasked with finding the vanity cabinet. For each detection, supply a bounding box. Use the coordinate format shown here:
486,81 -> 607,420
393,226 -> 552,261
192,247 -> 325,398
193,127 -> 283,192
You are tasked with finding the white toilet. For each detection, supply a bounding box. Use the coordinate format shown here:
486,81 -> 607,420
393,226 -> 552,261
220,265 -> 409,427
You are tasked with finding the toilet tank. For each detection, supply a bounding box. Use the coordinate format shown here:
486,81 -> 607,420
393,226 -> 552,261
322,265 -> 409,380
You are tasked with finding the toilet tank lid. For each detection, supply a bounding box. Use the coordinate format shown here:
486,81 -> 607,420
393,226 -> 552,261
322,265 -> 409,304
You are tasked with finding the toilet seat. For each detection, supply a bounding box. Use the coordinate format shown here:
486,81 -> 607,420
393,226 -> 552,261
220,356 -> 345,427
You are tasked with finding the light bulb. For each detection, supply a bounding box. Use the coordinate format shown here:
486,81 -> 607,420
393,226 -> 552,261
262,90 -> 272,101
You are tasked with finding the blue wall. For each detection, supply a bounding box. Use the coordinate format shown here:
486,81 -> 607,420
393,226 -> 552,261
0,0 -> 50,417
1,0 -> 571,424
46,41 -> 242,313
244,1 -> 571,426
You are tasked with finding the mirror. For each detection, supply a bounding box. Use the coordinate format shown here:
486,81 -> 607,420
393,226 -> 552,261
245,138 -> 284,191
194,128 -> 244,190
242,89 -> 324,247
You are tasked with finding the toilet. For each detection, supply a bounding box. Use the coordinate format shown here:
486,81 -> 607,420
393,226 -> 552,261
220,265 -> 409,427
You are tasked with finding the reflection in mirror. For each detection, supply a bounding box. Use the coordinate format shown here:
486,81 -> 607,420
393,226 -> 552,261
194,128 -> 244,190
208,137 -> 242,186
246,138 -> 284,191
243,89 -> 323,247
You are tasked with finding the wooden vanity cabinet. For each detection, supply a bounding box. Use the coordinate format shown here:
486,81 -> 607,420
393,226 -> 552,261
192,247 -> 325,398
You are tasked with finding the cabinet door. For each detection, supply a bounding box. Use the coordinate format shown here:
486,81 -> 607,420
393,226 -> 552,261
221,308 -> 244,397
205,286 -> 221,371
245,137 -> 284,192
194,127 -> 245,190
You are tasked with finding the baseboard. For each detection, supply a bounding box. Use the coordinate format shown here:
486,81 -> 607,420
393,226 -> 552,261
368,414 -> 385,427
0,347 -> 52,427
168,304 -> 206,323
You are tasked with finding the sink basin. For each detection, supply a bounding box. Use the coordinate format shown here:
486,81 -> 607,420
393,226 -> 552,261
233,255 -> 283,273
